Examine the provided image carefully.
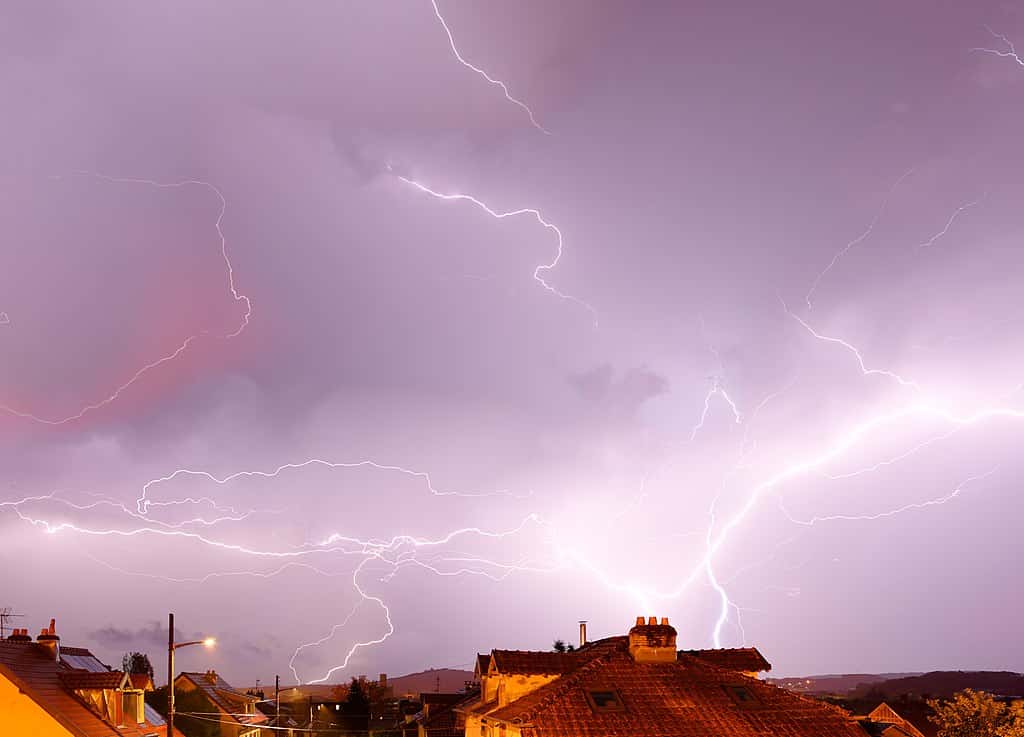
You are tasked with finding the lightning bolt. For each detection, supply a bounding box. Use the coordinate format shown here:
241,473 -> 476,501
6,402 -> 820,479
784,299 -> 920,390
778,467 -> 998,526
805,168 -> 915,310
0,172 -> 251,426
2,455 -> 548,684
393,170 -> 597,325
917,194 -> 986,249
972,25 -> 1024,67
429,0 -> 550,134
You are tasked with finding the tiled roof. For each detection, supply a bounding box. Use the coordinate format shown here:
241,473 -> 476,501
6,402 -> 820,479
862,703 -> 927,737
680,647 -> 772,673
491,650 -> 585,675
419,691 -> 478,737
128,673 -> 153,691
470,638 -> 870,737
0,639 -> 183,737
59,669 -> 127,690
475,653 -> 490,678
177,671 -> 268,726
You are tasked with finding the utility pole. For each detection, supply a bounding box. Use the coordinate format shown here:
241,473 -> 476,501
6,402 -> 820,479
167,612 -> 174,737
275,674 -> 280,724
166,613 -> 216,737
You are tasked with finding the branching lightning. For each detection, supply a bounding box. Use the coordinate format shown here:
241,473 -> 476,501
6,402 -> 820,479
0,172 -> 251,426
393,170 -> 597,325
778,467 -> 998,526
805,168 -> 915,310
784,298 -> 920,390
972,25 -> 1024,67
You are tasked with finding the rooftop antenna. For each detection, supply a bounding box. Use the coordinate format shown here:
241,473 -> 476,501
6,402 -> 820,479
0,608 -> 24,639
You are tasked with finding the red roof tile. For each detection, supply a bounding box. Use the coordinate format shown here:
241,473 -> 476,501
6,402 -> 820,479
59,669 -> 127,690
490,650 -> 585,676
467,638 -> 870,737
680,647 -> 772,673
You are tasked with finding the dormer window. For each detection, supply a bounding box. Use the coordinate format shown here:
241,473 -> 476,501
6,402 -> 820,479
586,690 -> 625,713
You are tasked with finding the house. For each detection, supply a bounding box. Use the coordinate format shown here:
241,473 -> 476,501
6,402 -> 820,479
175,669 -> 268,737
416,691 -> 478,737
856,703 -> 928,737
0,619 -> 183,737
460,615 -> 914,737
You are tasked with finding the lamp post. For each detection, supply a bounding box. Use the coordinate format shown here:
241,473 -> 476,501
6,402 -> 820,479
167,612 -> 216,737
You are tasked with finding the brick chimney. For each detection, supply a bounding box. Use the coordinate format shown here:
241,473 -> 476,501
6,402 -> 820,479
627,616 -> 677,663
7,628 -> 31,642
204,670 -> 218,684
36,619 -> 60,661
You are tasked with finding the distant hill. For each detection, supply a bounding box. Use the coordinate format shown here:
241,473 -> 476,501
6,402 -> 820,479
267,667 -> 475,704
769,673 -> 922,696
388,668 -> 474,696
850,671 -> 1024,699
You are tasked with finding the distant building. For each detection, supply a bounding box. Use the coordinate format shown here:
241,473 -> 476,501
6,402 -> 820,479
459,615 -> 912,737
856,703 -> 928,737
0,618 -> 182,737
176,669 -> 268,737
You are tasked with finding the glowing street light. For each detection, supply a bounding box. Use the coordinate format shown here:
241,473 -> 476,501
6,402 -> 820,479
167,612 -> 216,737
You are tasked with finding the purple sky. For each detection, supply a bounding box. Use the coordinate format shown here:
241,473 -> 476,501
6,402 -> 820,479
3,0 -> 1024,685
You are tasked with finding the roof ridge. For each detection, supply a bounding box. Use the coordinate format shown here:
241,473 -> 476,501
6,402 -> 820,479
510,650 -> 620,724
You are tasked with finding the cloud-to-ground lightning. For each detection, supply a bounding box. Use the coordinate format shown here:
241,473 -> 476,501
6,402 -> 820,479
393,170 -> 598,325
917,194 -> 985,249
972,25 -> 1024,67
0,172 -> 251,426
1,452 -> 550,683
429,0 -> 550,134
805,168 -> 915,310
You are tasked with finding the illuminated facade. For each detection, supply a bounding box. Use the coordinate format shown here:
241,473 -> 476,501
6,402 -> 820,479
0,619 -> 178,737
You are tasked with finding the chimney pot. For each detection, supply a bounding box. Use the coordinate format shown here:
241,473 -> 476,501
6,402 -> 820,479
635,616 -> 645,627
36,619 -> 60,661
647,616 -> 657,626
660,617 -> 669,626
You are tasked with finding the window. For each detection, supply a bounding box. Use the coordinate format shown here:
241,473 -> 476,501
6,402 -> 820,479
586,690 -> 625,713
724,685 -> 759,707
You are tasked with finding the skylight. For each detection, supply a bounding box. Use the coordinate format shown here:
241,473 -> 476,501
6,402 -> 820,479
587,690 -> 625,712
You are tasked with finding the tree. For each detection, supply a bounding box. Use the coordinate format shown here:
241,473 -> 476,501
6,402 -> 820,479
121,651 -> 154,682
552,639 -> 567,653
346,677 -> 370,712
928,689 -> 1024,737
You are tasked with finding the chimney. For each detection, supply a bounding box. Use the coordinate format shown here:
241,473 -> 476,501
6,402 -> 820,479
205,670 -> 218,684
7,628 -> 31,642
627,616 -> 677,663
578,621 -> 587,648
37,619 -> 60,661
379,673 -> 387,689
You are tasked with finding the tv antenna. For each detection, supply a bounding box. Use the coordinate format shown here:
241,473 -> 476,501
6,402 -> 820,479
0,608 -> 24,639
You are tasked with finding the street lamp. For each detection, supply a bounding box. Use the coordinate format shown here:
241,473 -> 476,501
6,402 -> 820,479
167,612 -> 216,737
